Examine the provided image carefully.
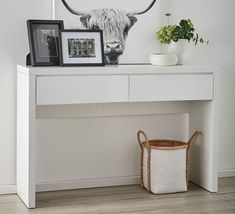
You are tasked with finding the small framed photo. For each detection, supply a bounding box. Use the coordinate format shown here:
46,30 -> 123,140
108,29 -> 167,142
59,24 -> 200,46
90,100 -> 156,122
27,20 -> 64,66
59,30 -> 105,66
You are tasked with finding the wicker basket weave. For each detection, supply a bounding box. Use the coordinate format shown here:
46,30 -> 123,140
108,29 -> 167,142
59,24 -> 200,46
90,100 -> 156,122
137,130 -> 201,194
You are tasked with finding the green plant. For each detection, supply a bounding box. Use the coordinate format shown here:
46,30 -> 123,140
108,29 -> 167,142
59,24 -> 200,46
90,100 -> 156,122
156,15 -> 208,45
156,25 -> 176,44
171,19 -> 208,45
171,19 -> 194,42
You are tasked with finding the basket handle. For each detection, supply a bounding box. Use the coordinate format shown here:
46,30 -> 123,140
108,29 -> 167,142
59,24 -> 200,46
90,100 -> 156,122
187,131 -> 202,151
137,130 -> 150,150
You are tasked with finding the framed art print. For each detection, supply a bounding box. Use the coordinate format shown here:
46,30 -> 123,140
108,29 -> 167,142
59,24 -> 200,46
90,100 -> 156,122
59,30 -> 105,66
27,20 -> 64,66
53,0 -> 162,64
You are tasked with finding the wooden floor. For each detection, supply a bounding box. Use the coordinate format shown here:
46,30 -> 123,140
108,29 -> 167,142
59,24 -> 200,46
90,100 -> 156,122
1,177 -> 235,214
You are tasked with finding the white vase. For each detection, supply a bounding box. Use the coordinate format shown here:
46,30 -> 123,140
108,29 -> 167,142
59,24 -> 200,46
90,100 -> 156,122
168,39 -> 188,65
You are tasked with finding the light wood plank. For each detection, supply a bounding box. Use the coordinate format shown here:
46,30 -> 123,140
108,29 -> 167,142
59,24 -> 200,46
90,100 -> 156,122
0,177 -> 234,213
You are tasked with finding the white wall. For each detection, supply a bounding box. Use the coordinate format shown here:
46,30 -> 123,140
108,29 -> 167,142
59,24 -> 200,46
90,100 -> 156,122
0,0 -> 235,193
35,113 -> 189,191
0,0 -> 52,193
167,0 -> 235,176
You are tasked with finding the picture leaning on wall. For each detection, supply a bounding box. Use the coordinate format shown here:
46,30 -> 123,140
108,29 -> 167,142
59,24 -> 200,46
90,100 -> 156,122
54,0 -> 159,64
27,20 -> 64,66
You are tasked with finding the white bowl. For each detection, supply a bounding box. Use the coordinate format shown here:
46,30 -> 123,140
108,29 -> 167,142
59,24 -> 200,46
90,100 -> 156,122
149,53 -> 178,66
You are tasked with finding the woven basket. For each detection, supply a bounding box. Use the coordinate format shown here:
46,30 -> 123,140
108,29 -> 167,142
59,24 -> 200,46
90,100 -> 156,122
137,130 -> 201,194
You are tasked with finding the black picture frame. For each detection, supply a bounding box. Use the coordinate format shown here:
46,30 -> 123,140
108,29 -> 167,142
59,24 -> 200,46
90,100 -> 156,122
27,20 -> 64,66
59,30 -> 105,66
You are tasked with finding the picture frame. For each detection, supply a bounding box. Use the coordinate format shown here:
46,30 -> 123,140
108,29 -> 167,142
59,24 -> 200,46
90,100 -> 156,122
27,20 -> 64,66
59,30 -> 105,66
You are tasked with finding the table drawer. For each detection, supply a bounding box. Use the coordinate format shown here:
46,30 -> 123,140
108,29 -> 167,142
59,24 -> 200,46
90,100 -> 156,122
36,75 -> 128,105
130,74 -> 213,102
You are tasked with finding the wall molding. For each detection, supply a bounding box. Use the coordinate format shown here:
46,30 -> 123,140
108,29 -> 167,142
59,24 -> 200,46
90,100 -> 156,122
0,185 -> 17,195
36,176 -> 140,192
218,169 -> 235,177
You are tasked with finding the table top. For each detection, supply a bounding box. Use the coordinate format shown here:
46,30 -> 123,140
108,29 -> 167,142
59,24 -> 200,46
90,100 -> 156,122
17,64 -> 220,76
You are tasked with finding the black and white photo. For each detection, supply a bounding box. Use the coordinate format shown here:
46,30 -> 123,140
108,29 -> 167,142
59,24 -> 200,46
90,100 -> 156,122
59,30 -> 105,66
27,20 -> 64,66
38,29 -> 58,57
68,38 -> 96,58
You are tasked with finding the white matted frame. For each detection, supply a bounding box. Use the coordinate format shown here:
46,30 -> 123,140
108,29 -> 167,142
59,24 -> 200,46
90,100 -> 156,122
59,30 -> 105,66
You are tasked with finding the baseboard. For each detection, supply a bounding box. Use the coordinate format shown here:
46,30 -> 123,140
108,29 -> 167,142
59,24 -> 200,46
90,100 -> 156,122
36,176 -> 140,192
0,185 -> 17,194
219,169 -> 235,177
2,171 -> 234,194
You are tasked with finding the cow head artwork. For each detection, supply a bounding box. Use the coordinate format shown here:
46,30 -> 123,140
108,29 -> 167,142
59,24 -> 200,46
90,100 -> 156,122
61,0 -> 157,64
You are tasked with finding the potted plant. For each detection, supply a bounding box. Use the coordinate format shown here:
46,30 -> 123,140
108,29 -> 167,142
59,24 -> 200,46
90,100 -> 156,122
156,14 -> 208,64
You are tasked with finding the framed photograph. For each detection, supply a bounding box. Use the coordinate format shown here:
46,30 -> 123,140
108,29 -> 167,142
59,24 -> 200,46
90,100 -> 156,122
59,30 -> 105,66
27,20 -> 64,66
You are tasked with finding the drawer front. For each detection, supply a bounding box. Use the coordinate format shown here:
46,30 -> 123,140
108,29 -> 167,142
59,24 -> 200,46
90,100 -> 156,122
36,75 -> 128,105
130,74 -> 213,102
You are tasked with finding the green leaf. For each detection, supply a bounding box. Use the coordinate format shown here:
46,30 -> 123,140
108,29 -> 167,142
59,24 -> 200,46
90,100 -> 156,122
189,33 -> 194,38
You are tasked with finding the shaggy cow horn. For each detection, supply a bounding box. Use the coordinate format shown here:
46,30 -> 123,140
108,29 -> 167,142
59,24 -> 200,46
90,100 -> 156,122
127,0 -> 157,16
61,0 -> 90,16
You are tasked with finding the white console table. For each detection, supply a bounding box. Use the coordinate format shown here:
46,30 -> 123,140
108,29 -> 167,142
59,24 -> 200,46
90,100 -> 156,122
17,64 -> 219,208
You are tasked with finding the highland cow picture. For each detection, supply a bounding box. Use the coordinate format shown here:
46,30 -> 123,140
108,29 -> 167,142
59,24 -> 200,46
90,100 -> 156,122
54,0 -> 160,64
